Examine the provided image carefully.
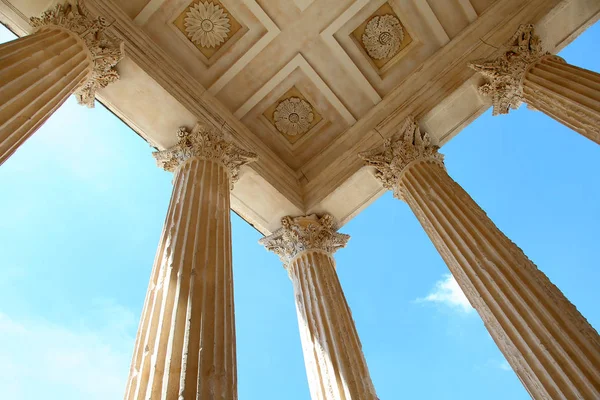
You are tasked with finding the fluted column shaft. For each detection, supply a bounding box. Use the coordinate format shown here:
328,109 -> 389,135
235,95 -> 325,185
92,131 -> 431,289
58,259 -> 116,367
523,55 -> 600,144
290,250 -> 377,400
360,117 -> 600,399
125,123 -> 257,400
0,1 -> 123,166
0,26 -> 92,165
260,214 -> 378,400
402,159 -> 600,399
125,158 -> 236,400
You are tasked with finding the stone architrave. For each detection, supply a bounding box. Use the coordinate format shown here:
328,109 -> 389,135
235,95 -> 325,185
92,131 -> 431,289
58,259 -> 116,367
470,24 -> 600,144
360,117 -> 600,399
260,214 -> 378,400
0,1 -> 123,165
124,123 -> 257,400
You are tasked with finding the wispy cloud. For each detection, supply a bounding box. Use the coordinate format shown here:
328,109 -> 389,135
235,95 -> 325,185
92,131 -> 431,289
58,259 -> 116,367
416,274 -> 474,313
499,359 -> 512,371
0,300 -> 135,400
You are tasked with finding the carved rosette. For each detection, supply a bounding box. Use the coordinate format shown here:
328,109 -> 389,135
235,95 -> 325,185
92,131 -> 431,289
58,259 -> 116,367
362,14 -> 404,60
469,24 -> 555,116
30,1 -> 124,108
359,117 -> 444,200
153,122 -> 258,187
259,214 -> 350,268
273,97 -> 315,136
184,1 -> 231,48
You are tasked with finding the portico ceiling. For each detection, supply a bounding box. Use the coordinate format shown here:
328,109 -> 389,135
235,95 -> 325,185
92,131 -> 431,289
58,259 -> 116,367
1,0 -> 599,233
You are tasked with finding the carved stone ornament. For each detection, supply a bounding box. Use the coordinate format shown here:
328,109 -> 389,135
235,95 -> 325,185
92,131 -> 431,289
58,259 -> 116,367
469,24 -> 552,116
273,97 -> 315,136
184,1 -> 231,48
259,214 -> 350,268
30,1 -> 124,108
359,116 -> 444,200
153,122 -> 257,186
362,14 -> 404,60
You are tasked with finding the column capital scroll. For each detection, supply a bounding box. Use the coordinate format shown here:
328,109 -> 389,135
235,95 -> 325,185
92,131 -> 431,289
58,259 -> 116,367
153,122 -> 258,186
259,214 -> 349,268
359,117 -> 444,200
469,24 -> 562,115
30,1 -> 124,108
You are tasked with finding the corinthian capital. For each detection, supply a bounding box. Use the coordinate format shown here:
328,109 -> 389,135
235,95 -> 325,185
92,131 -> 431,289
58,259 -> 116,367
259,214 -> 350,267
359,117 -> 443,199
153,122 -> 258,186
469,24 -> 554,115
30,1 -> 124,108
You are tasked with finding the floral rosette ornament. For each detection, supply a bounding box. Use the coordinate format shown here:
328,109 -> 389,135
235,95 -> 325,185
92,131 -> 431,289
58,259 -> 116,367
273,97 -> 315,136
362,14 -> 404,60
185,1 -> 231,48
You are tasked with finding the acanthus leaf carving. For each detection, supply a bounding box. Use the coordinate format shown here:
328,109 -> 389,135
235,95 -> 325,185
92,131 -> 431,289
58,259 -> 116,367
259,214 -> 349,268
469,24 -> 550,116
153,122 -> 258,187
359,116 -> 444,200
30,1 -> 124,108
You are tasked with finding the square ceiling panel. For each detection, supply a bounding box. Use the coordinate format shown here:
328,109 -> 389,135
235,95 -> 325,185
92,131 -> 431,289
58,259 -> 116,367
172,0 -> 244,64
142,0 -> 279,90
262,86 -> 323,145
350,2 -> 413,74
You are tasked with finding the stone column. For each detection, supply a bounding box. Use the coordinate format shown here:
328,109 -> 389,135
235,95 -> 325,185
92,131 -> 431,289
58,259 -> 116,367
124,123 -> 257,400
470,24 -> 600,144
360,117 -> 600,399
260,214 -> 378,400
0,1 -> 123,165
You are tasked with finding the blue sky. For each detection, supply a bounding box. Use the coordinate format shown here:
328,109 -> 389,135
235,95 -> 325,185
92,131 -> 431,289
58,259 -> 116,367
0,22 -> 599,400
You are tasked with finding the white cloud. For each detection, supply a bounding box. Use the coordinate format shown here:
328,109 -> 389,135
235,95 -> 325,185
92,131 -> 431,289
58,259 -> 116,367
0,301 -> 135,400
499,359 -> 512,371
417,274 -> 474,313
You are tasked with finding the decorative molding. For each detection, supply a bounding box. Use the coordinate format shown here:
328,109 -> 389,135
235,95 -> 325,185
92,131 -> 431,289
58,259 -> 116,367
30,1 -> 124,108
469,24 -> 550,116
154,122 -> 257,186
259,214 -> 349,267
207,0 -> 280,94
319,0 -> 381,104
133,0 -> 165,25
359,116 -> 444,200
183,1 -> 231,48
362,14 -> 404,60
273,97 -> 315,135
292,0 -> 315,12
234,54 -> 356,125
457,0 -> 478,23
412,0 -> 449,46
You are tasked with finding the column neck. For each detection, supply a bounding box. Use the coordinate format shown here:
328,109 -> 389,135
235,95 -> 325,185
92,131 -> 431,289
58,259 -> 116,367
360,116 -> 444,201
30,1 -> 124,108
154,123 -> 258,189
259,214 -> 349,269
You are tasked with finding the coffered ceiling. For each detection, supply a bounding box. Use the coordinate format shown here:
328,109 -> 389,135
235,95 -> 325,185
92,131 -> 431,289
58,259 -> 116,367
2,0 -> 599,234
126,0 -> 496,189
